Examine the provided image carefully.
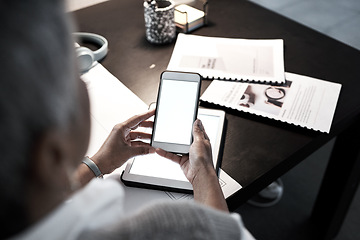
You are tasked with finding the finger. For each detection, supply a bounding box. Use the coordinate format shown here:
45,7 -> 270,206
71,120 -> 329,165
129,143 -> 156,155
124,109 -> 156,130
139,120 -> 153,129
155,148 -> 183,165
131,141 -> 151,147
129,132 -> 152,140
199,120 -> 210,141
130,142 -> 156,154
193,119 -> 210,141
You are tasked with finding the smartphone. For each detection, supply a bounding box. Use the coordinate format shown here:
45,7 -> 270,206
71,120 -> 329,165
151,71 -> 202,154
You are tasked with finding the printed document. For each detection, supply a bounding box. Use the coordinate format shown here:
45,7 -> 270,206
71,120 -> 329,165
167,34 -> 285,83
201,72 -> 342,133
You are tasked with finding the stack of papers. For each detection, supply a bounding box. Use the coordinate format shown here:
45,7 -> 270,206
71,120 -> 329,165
167,34 -> 342,132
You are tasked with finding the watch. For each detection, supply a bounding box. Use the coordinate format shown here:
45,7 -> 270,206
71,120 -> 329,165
82,156 -> 103,179
265,87 -> 286,100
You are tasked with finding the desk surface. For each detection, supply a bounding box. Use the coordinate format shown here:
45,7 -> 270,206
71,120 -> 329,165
73,0 -> 360,210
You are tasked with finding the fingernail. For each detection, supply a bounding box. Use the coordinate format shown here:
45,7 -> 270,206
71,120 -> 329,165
197,119 -> 204,130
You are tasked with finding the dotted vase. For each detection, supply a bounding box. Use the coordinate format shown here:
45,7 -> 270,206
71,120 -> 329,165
144,0 -> 176,44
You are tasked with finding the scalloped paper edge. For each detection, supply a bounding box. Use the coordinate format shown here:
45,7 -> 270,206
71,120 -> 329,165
200,72 -> 342,134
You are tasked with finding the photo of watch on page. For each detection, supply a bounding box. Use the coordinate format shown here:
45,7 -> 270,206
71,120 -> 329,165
151,71 -> 202,154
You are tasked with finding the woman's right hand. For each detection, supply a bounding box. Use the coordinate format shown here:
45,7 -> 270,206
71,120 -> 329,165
155,119 -> 213,184
156,119 -> 228,212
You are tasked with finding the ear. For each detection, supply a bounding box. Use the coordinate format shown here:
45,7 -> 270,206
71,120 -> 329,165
30,129 -> 71,190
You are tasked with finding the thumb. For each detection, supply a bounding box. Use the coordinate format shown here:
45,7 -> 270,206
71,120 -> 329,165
193,119 -> 205,141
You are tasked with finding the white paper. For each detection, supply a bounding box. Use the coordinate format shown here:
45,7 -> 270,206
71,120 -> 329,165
201,72 -> 342,133
81,64 -> 149,157
65,0 -> 109,12
167,34 -> 285,83
162,168 -> 241,201
81,63 -> 242,214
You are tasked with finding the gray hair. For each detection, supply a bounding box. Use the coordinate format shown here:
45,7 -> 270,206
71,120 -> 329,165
0,0 -> 79,236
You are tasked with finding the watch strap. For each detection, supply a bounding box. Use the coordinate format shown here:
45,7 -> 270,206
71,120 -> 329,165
82,156 -> 103,178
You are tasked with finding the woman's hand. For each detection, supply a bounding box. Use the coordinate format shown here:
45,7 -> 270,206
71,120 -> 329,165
91,109 -> 155,175
156,119 -> 228,212
155,119 -> 213,184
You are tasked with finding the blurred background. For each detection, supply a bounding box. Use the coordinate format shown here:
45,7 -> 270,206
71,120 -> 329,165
66,0 -> 360,52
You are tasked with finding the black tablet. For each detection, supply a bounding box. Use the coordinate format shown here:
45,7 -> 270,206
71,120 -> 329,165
121,108 -> 225,193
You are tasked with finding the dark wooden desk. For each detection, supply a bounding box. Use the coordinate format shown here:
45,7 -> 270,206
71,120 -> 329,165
73,1 -> 360,239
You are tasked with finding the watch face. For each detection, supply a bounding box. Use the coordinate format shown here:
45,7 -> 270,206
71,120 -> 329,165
265,87 -> 285,100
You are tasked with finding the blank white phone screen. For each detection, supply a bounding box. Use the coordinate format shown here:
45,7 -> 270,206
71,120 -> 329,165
153,79 -> 198,145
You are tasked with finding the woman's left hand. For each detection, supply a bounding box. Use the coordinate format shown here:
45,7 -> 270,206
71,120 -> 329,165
91,109 -> 155,174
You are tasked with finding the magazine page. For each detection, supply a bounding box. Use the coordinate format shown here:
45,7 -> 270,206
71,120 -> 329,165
200,72 -> 342,133
167,33 -> 285,84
